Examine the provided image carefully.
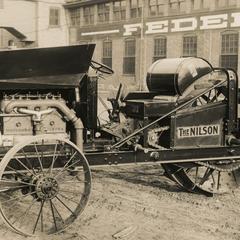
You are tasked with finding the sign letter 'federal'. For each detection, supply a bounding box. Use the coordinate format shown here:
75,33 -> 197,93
171,17 -> 198,32
145,21 -> 168,34
123,23 -> 142,36
231,12 -> 240,27
200,14 -> 228,30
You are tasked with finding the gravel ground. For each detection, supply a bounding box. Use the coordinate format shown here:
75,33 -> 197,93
0,163 -> 240,240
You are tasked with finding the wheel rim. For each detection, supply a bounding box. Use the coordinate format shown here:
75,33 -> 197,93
0,135 -> 91,236
162,162 -> 240,196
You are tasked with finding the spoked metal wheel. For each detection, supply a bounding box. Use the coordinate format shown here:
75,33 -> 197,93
194,85 -> 227,106
162,161 -> 240,197
0,135 -> 91,236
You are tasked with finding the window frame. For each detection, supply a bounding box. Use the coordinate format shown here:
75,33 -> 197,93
97,3 -> 110,23
113,0 -> 126,21
83,6 -> 94,25
123,39 -> 136,75
153,36 -> 167,62
220,31 -> 239,71
182,35 -> 197,57
49,7 -> 60,27
148,0 -> 164,17
130,0 -> 142,18
102,40 -> 113,69
69,8 -> 81,26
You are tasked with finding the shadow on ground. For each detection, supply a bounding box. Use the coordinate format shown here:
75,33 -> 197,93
91,164 -> 185,193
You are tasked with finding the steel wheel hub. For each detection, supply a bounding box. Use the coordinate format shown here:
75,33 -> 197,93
35,176 -> 59,200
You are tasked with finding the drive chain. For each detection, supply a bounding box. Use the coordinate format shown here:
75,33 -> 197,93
198,160 -> 240,172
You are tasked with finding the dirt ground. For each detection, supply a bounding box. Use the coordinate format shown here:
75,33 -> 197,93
0,163 -> 240,240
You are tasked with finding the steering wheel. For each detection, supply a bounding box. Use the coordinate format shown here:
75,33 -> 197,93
90,60 -> 114,75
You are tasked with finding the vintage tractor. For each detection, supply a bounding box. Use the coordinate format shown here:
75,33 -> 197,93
0,44 -> 239,236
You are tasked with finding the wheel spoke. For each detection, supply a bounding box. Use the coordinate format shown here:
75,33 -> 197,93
171,167 -> 183,175
199,168 -> 214,185
49,142 -> 59,174
1,191 -> 37,204
207,90 -> 212,102
194,167 -> 199,183
0,185 -> 30,192
33,200 -> 45,234
33,144 -> 43,173
232,170 -> 240,186
14,198 -> 38,228
41,202 -> 44,232
59,188 -> 83,195
54,151 -> 79,178
58,192 -> 80,205
59,180 -> 88,184
15,157 -> 36,177
40,140 -> 44,170
51,200 -> 65,224
21,148 -> 36,175
55,196 -> 76,217
217,171 -> 221,190
6,165 -> 29,178
56,161 -> 85,180
3,192 -> 37,210
50,199 -> 58,231
0,179 -> 36,188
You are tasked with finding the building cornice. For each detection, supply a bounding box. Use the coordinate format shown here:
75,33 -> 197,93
64,0 -> 111,9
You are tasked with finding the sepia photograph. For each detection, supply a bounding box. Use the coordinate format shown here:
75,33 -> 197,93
0,0 -> 240,239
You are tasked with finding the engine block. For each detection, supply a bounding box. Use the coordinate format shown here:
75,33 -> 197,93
0,93 -> 67,146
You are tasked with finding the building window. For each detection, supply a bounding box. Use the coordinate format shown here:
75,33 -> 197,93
228,0 -> 237,6
169,0 -> 181,11
183,36 -> 197,57
69,8 -> 80,26
102,40 -> 112,68
98,3 -> 110,23
49,7 -> 60,27
153,37 -> 167,62
123,39 -> 136,74
220,33 -> 239,71
169,0 -> 186,14
113,0 -> 126,21
149,0 -> 164,16
202,0 -> 211,8
130,0 -> 142,18
217,0 -> 227,7
83,6 -> 94,25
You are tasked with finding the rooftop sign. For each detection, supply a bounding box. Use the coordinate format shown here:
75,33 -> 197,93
81,12 -> 240,37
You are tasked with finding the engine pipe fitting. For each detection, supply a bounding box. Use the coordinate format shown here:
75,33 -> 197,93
18,108 -> 54,122
4,99 -> 84,150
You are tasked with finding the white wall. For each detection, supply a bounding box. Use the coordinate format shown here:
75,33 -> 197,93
0,0 -> 68,47
0,0 -> 36,41
37,0 -> 69,47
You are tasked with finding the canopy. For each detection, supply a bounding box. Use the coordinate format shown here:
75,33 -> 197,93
0,44 -> 95,89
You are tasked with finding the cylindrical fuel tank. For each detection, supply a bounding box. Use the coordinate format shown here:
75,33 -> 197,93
146,57 -> 213,96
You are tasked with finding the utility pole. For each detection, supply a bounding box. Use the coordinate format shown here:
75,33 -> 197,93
139,0 -> 145,91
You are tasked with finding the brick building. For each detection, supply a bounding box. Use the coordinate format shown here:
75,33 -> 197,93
65,0 -> 240,92
0,0 -> 68,49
